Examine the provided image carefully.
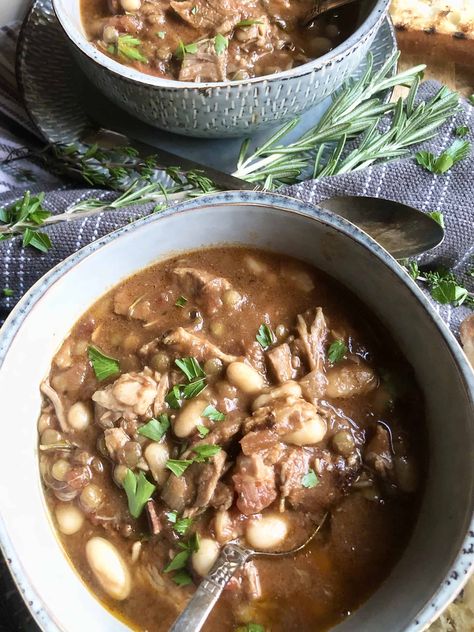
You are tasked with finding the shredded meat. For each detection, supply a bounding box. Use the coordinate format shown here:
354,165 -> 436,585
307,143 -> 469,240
242,561 -> 262,600
364,424 -> 393,478
92,370 -> 158,421
161,473 -> 195,513
40,378 -> 68,432
232,453 -> 277,515
153,373 -> 169,416
162,327 -> 238,363
241,397 -> 317,455
145,499 -> 162,535
297,308 -> 328,371
104,427 -> 130,460
279,447 -> 311,498
170,0 -> 241,33
173,267 -> 231,313
114,288 -> 152,321
185,450 -> 227,516
210,482 -> 234,511
266,343 -> 294,383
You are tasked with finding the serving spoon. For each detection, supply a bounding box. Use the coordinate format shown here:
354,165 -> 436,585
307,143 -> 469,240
169,516 -> 327,632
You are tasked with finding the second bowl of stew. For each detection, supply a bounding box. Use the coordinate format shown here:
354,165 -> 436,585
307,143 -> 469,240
52,0 -> 390,136
0,191 -> 473,632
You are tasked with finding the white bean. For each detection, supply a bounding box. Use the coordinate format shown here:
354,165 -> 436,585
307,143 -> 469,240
144,442 -> 169,485
55,503 -> 84,535
37,412 -> 53,434
191,538 -> 220,576
120,0 -> 141,11
252,381 -> 302,410
67,401 -> 92,431
173,399 -> 208,438
246,514 -> 288,551
86,537 -> 131,601
227,362 -> 264,395
283,415 -> 326,446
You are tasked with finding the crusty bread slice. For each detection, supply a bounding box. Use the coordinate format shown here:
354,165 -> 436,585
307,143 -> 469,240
390,0 -> 474,38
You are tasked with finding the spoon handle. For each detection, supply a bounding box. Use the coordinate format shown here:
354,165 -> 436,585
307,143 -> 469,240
312,0 -> 357,19
169,543 -> 252,632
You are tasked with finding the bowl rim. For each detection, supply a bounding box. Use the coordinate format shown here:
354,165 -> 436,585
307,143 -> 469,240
51,0 -> 390,90
0,190 -> 473,632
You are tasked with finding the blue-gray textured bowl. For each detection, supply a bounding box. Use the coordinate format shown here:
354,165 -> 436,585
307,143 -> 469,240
0,191 -> 473,631
52,0 -> 390,138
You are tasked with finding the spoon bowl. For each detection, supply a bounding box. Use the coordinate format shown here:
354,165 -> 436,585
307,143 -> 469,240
169,516 -> 328,632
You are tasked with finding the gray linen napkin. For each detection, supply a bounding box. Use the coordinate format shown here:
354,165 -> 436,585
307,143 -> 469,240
0,21 -> 473,632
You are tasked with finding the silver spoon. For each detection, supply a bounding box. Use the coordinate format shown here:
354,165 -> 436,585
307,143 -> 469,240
317,195 -> 445,259
304,0 -> 359,24
169,516 -> 327,632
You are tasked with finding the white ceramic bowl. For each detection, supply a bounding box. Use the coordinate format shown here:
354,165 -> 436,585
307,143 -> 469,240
51,0 -> 390,137
0,191 -> 473,631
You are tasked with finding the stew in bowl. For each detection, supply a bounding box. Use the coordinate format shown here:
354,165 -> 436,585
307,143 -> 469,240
38,245 -> 426,631
81,0 -> 360,81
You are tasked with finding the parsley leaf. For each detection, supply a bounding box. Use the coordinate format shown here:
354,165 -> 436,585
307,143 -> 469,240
156,31 -> 166,39
328,339 -> 347,364
197,424 -> 210,438
175,295 -> 188,308
172,570 -> 193,586
165,384 -> 183,409
236,624 -> 265,632
175,40 -> 199,59
190,5 -> 198,14
2,288 -> 13,297
166,459 -> 193,477
415,139 -> 471,174
214,33 -> 228,55
236,19 -> 263,27
256,323 -> 276,349
183,378 -> 207,399
192,444 -> 221,461
175,357 -> 205,381
456,125 -> 469,138
164,549 -> 190,572
428,211 -> 445,228
173,517 -> 193,535
301,469 -> 319,488
138,414 -> 170,441
110,34 -> 148,63
423,269 -> 472,307
202,404 -> 225,422
87,345 -> 120,381
122,470 -> 156,518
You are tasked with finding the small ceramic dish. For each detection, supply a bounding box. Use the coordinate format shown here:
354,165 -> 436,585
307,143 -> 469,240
51,0 -> 390,137
0,191 -> 473,631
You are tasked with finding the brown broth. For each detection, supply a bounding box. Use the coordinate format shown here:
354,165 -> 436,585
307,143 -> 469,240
39,247 -> 426,631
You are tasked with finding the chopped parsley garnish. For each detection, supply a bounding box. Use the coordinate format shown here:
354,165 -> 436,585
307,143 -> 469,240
138,414 -> 170,441
166,459 -> 193,477
202,404 -> 225,421
192,444 -> 221,461
175,40 -> 199,59
2,288 -> 13,297
87,345 -> 120,381
165,510 -> 177,523
175,295 -> 188,308
415,139 -> 471,174
256,323 -> 276,349
122,470 -> 156,518
175,357 -> 205,381
301,469 -> 319,489
455,125 -> 469,138
172,570 -> 193,586
166,358 -> 207,407
190,5 -> 198,14
174,517 -> 193,535
108,34 -> 148,63
165,445 -> 221,476
214,33 -> 228,55
236,624 -> 265,632
164,534 -> 200,573
236,19 -> 263,27
404,262 -> 473,308
327,339 -> 347,364
197,424 -> 210,438
156,31 -> 166,39
428,211 -> 445,228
